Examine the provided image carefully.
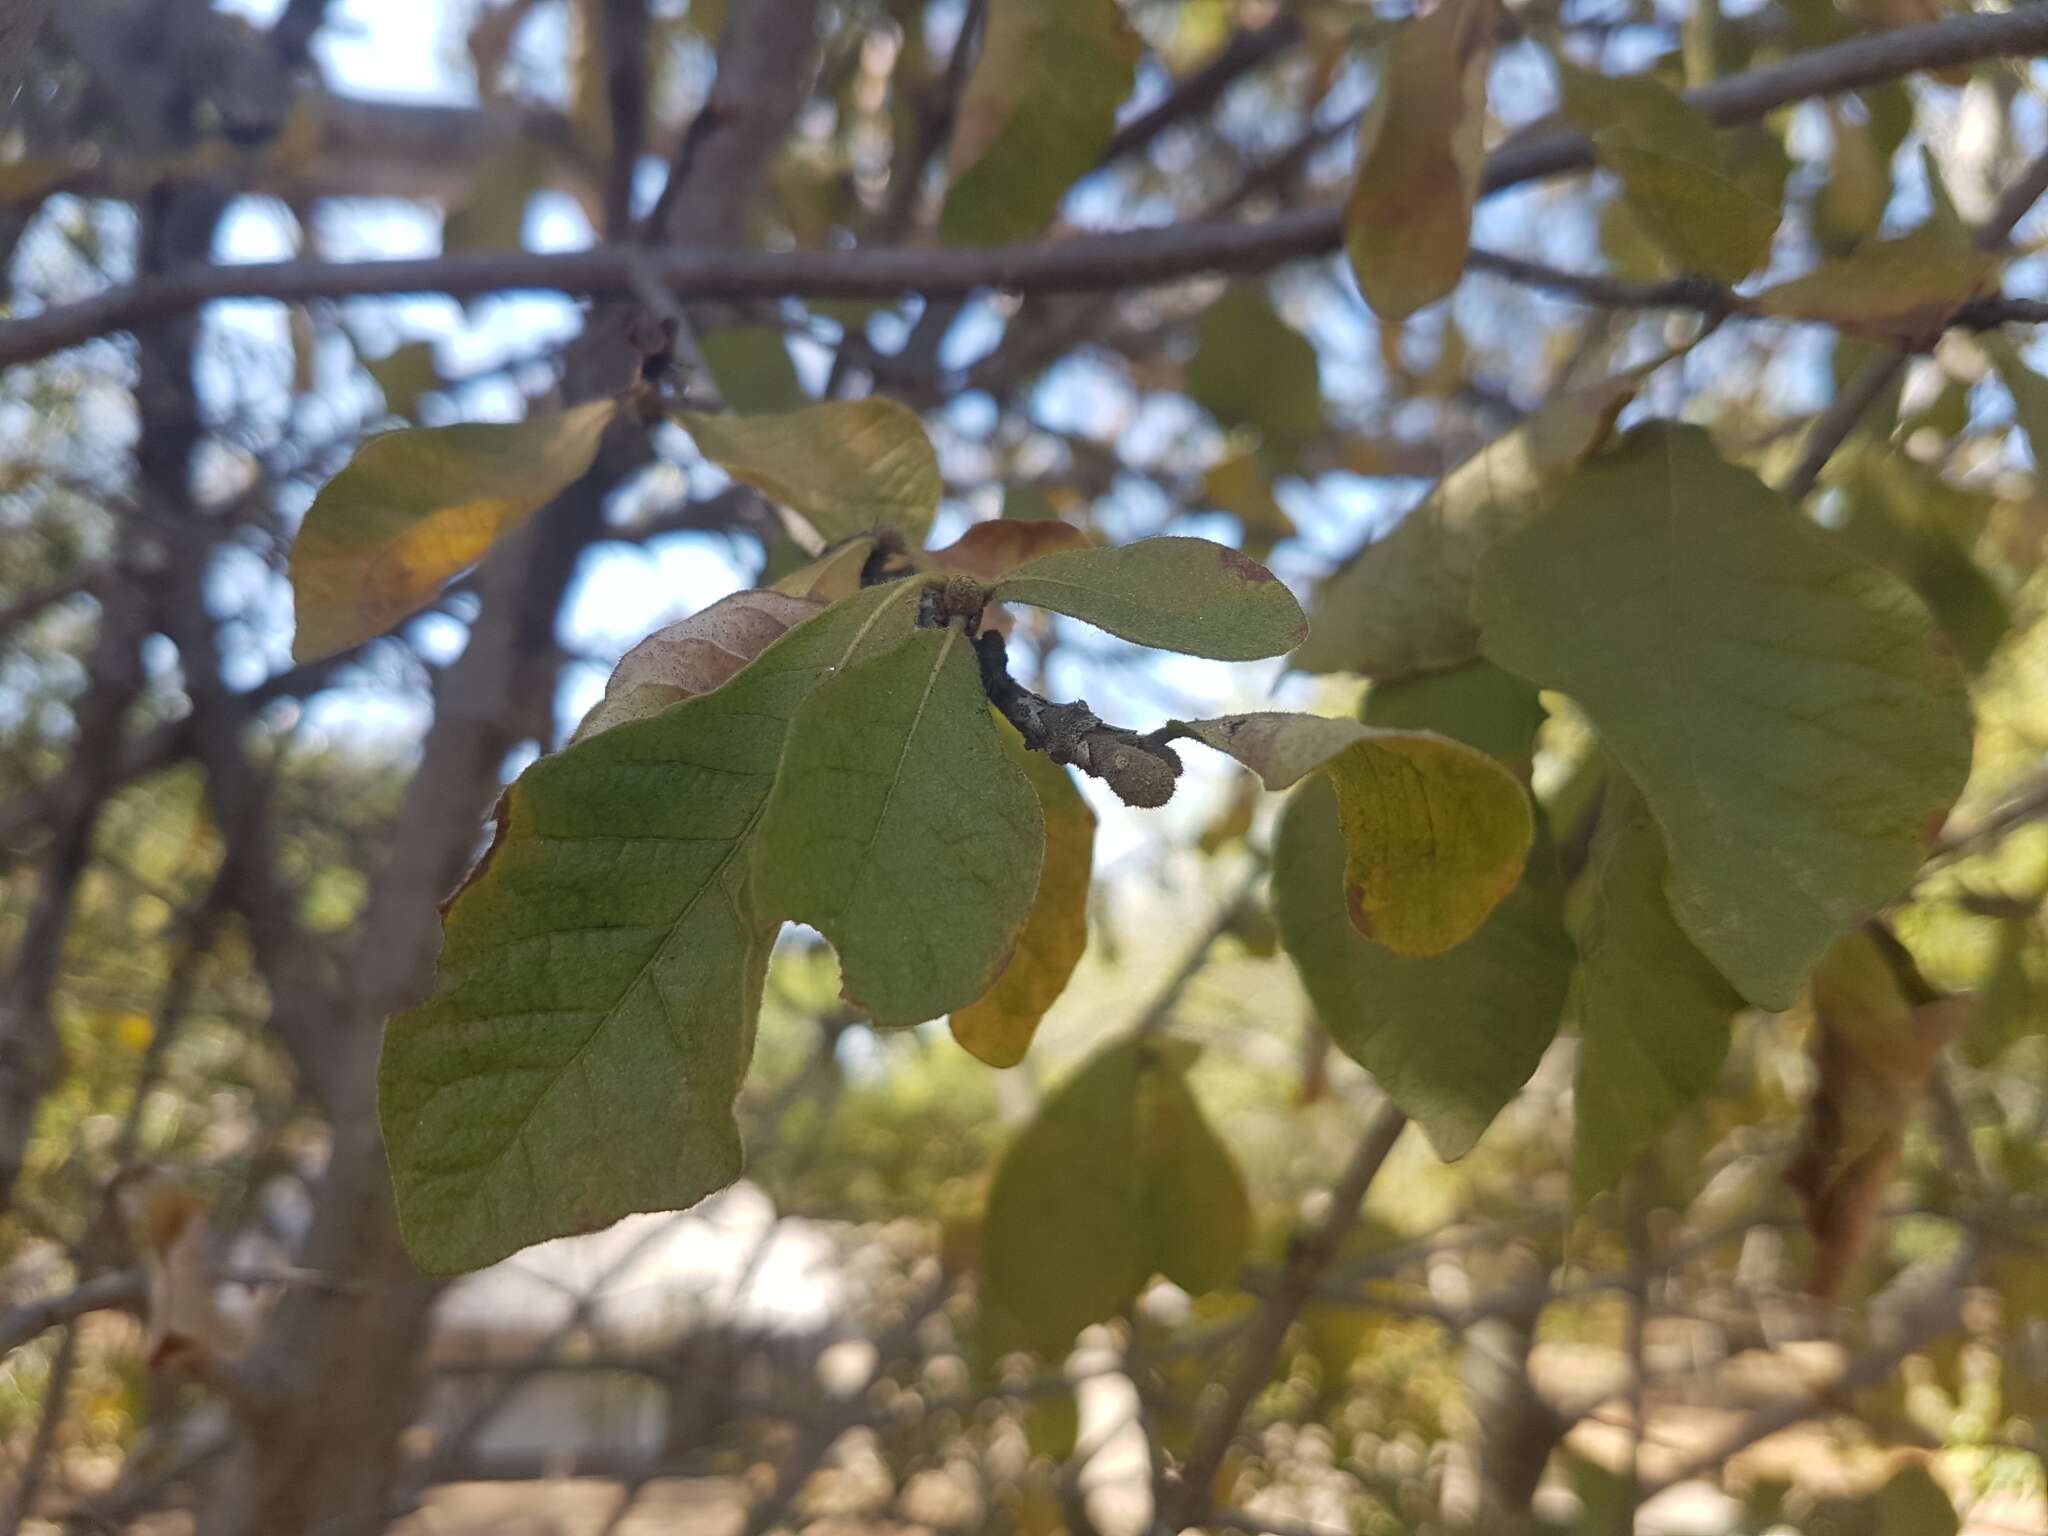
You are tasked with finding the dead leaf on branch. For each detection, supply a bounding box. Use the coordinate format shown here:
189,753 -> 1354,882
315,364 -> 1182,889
1788,926 -> 1972,1298
114,1168 -> 218,1373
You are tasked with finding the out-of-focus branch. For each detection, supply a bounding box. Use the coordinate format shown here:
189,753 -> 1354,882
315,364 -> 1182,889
1167,1101 -> 1410,1527
9,9 -> 2048,370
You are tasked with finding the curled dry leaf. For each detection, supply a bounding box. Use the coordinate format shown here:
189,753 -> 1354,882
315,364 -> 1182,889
1788,926 -> 1971,1298
571,589 -> 824,743
926,519 -> 1092,582
115,1168 -> 217,1373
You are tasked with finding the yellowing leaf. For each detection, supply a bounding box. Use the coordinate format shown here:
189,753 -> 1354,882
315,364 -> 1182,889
1274,777 -> 1571,1156
940,0 -> 1140,245
1178,712 -> 1531,954
1295,362 -> 1647,678
677,399 -> 941,546
1362,660 -> 1546,778
754,623 -> 1045,1026
1750,226 -> 1998,344
1474,423 -> 1972,1008
571,590 -> 823,743
1186,289 -> 1325,451
1569,779 -> 1743,1203
1343,0 -> 1496,319
983,1037 -> 1249,1355
382,583 -> 922,1273
952,731 -> 1095,1067
289,400 -> 617,662
926,519 -> 1092,582
991,537 -> 1307,660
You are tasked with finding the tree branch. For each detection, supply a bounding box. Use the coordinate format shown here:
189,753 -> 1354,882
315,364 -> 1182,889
7,9 -> 2047,371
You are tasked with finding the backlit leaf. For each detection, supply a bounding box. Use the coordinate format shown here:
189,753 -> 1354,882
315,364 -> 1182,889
983,1037 -> 1249,1355
940,0 -> 1140,245
1186,288 -> 1325,451
289,400 -> 617,662
571,590 -> 823,743
1344,0 -> 1495,319
1474,423 -> 1972,1008
381,583 -> 920,1272
769,537 -> 881,603
1569,779 -> 1743,1203
951,730 -> 1094,1068
1556,59 -> 1778,282
1750,226 -> 1998,344
1274,776 -> 1572,1157
699,324 -> 808,414
1294,364 -> 1646,679
1362,660 -> 1546,776
678,399 -> 941,546
754,623 -> 1044,1026
991,537 -> 1307,660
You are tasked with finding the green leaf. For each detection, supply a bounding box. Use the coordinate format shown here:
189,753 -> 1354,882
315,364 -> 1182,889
951,728 -> 1095,1068
677,398 -> 941,546
1186,288 -> 1325,451
1569,778 -> 1742,1203
1473,423 -> 1972,1008
940,0 -> 1139,246
570,590 -> 823,744
1827,448 -> 2009,674
698,324 -> 808,414
1871,1463 -> 1958,1536
380,583 -> 921,1273
754,624 -> 1045,1026
1983,331 -> 2048,470
983,1037 -> 1249,1355
1555,59 -> 1778,282
1273,776 -> 1573,1157
364,340 -> 441,419
1175,712 -> 1532,954
443,140 -> 550,253
991,537 -> 1308,660
1204,448 -> 1297,560
1343,0 -> 1495,318
289,400 -> 617,662
769,537 -> 881,603
1750,225 -> 1998,345
1362,661 -> 1547,776
1293,364 -> 1646,679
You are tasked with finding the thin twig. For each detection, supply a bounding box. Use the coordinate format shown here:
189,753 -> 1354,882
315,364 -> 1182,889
1168,1100 -> 1409,1526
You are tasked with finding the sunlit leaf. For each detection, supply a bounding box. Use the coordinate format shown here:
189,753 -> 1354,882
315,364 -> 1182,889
570,590 -> 823,743
991,537 -> 1307,660
983,1036 -> 1249,1355
754,624 -> 1044,1026
950,733 -> 1093,1068
1343,0 -> 1495,318
1274,777 -> 1572,1157
1474,423 -> 1972,1008
1569,778 -> 1742,1203
677,399 -> 941,546
381,583 -> 920,1272
289,400 -> 617,662
940,0 -> 1140,245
